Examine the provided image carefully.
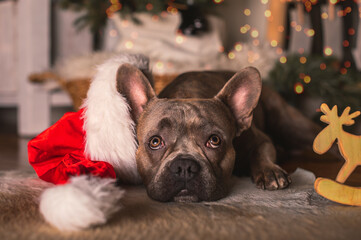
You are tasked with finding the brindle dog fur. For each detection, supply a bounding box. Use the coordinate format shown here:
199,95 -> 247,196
116,64 -> 320,202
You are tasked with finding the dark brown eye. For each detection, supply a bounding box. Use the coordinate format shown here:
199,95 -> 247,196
206,135 -> 221,148
149,136 -> 164,150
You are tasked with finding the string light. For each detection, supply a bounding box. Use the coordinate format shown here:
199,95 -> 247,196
244,9 -> 251,16
343,40 -> 349,47
305,29 -> 315,37
324,47 -> 333,56
235,43 -> 243,51
156,61 -> 164,70
146,3 -> 153,11
228,52 -> 236,60
251,30 -> 259,38
320,63 -> 327,70
213,0 -> 224,4
300,56 -> 307,64
280,56 -> 287,64
264,10 -> 271,17
340,68 -> 347,75
304,75 -> 311,84
270,40 -> 278,47
261,0 -> 268,4
348,28 -> 355,35
176,35 -> 185,44
344,61 -> 351,68
125,40 -> 134,49
294,83 -> 304,94
321,12 -> 328,19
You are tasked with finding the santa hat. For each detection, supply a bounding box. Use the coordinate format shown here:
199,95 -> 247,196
28,54 -> 149,231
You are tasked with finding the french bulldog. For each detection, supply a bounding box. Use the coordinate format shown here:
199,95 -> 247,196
116,64 -> 320,203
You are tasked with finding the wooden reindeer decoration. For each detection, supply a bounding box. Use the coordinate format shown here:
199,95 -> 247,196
313,103 -> 361,206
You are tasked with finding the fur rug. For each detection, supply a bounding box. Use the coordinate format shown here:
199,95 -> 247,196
1,169 -> 361,240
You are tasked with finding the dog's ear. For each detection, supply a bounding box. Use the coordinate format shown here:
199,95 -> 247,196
215,67 -> 262,135
116,63 -> 156,122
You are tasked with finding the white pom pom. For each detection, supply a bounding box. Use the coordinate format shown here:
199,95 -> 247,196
39,176 -> 124,231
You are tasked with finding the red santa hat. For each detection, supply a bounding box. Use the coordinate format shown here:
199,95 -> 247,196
28,54 -> 149,231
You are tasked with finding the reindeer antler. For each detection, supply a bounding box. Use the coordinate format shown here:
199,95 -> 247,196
319,104 -> 338,124
319,103 -> 360,126
339,106 -> 361,126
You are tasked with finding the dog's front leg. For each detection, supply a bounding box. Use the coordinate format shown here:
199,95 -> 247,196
236,124 -> 291,190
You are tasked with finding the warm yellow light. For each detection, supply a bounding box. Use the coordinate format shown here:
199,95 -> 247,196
294,83 -> 304,94
213,0 -> 224,4
244,9 -> 251,16
306,29 -> 315,37
270,40 -> 278,47
321,12 -> 328,19
251,30 -> 259,38
245,24 -> 251,30
176,35 -> 184,44
324,47 -> 333,56
240,27 -> 247,34
280,56 -> 287,64
156,61 -> 164,69
125,41 -> 133,49
264,10 -> 271,17
235,43 -> 242,51
261,0 -> 269,4
304,75 -> 311,84
228,52 -> 236,60
330,0 -> 337,4
295,25 -> 302,32
300,56 -> 307,64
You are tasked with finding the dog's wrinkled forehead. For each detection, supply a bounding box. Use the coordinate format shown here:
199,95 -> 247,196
138,98 -> 236,137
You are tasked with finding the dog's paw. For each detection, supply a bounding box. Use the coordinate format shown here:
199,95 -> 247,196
252,165 -> 291,190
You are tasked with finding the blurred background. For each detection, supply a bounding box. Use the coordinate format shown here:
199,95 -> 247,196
0,0 -> 361,170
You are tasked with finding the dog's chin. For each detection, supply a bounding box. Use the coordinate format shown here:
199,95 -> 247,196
173,189 -> 199,203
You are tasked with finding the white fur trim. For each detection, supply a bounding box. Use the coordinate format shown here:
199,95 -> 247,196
39,176 -> 124,231
82,54 -> 149,184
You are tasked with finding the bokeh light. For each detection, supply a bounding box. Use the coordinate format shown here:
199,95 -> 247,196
300,56 -> 307,64
280,56 -> 287,64
244,9 -> 251,16
324,47 -> 333,56
125,40 -> 133,49
294,83 -> 304,94
304,75 -> 311,84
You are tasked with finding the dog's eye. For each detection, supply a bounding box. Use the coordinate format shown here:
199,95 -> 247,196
206,135 -> 221,148
149,136 -> 164,150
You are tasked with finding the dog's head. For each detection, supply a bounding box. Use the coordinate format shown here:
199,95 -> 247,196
117,64 -> 261,202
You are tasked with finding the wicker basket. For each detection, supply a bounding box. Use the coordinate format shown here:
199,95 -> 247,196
29,72 -> 178,110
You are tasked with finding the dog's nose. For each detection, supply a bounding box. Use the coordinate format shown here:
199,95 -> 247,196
169,159 -> 200,180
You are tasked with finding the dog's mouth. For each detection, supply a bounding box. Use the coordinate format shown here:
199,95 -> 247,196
173,189 -> 199,203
